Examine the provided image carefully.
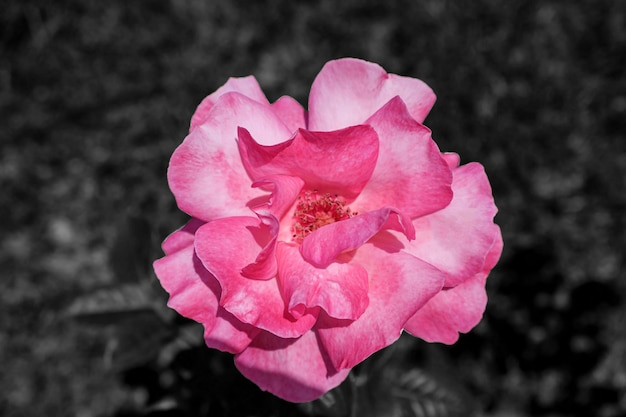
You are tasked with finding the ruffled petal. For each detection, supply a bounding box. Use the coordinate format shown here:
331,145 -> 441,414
194,216 -> 318,338
405,162 -> 500,287
271,95 -> 308,133
316,239 -> 445,370
276,242 -> 369,321
483,225 -> 504,271
190,76 -> 269,132
404,230 -> 503,343
442,152 -> 461,169
168,92 -> 294,221
300,207 -> 415,268
353,97 -> 453,219
161,218 -> 205,255
308,58 -> 436,131
251,175 -> 304,221
153,233 -> 259,353
238,125 -> 379,200
242,175 -> 305,280
235,330 -> 350,403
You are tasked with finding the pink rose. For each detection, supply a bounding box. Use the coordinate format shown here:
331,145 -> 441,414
153,58 -> 502,402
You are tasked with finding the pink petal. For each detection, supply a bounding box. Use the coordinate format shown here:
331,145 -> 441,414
300,207 -> 416,268
153,239 -> 259,354
190,76 -> 269,132
161,218 -> 205,255
308,58 -> 436,131
276,242 -> 369,321
406,162 -> 500,287
241,175 -> 305,280
316,239 -> 445,370
238,125 -> 379,199
239,227 -> 278,280
235,330 -> 350,403
404,272 -> 488,345
194,216 -> 318,338
168,92 -> 293,222
404,230 -> 503,343
353,97 -> 453,219
250,175 -> 305,221
483,225 -> 504,271
271,95 -> 308,133
442,152 -> 461,169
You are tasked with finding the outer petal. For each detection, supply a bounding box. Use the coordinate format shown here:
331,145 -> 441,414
238,125 -> 379,200
235,330 -> 350,403
271,95 -> 308,133
242,175 -> 305,280
161,218 -> 205,255
194,216 -> 318,338
277,242 -> 369,321
308,58 -> 436,131
404,230 -> 503,343
353,97 -> 453,219
300,207 -> 415,268
190,76 -> 269,132
405,162 -> 500,287
153,224 -> 259,353
168,92 -> 293,221
442,152 -> 461,169
316,239 -> 445,371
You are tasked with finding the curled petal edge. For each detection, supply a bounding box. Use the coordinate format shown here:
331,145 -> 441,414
300,207 -> 416,268
242,175 -> 304,280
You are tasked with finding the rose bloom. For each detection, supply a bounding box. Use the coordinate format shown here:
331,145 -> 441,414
154,58 -> 502,402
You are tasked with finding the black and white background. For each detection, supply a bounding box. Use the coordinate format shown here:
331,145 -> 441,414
1,1 -> 625,416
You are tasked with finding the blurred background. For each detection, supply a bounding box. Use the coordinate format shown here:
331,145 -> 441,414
1,0 -> 625,416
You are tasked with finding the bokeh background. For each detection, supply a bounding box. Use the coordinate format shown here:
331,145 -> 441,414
2,0 -> 625,416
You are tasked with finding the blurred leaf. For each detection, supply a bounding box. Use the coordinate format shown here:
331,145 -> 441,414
103,309 -> 174,371
67,283 -> 163,324
157,322 -> 205,367
338,336 -> 475,417
68,283 -> 176,370
109,213 -> 153,284
299,374 -> 354,417
384,367 -> 467,417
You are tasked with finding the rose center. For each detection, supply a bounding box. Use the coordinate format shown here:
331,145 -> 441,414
291,190 -> 356,242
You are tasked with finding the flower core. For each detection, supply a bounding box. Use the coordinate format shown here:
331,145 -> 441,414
291,190 -> 356,242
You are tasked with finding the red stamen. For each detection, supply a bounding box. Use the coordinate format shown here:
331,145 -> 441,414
291,190 -> 356,242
